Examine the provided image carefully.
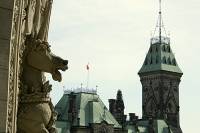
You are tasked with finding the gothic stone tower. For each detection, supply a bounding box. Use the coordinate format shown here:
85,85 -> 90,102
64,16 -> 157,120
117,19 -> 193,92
108,90 -> 126,128
138,1 -> 183,132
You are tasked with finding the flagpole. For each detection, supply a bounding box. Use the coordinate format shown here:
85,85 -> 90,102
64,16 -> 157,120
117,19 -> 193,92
86,63 -> 90,89
86,70 -> 89,89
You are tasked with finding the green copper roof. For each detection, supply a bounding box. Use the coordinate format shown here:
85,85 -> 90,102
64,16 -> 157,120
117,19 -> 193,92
138,37 -> 182,75
155,120 -> 173,133
56,121 -> 70,133
55,92 -> 121,129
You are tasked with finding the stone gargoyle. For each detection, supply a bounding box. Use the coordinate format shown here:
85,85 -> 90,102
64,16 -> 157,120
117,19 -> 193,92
17,0 -> 68,132
17,37 -> 68,133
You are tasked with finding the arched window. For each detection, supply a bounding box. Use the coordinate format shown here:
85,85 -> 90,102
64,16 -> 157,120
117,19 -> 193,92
156,55 -> 159,64
150,56 -> 153,64
162,45 -> 166,52
156,45 -> 158,52
168,46 -> 171,53
163,56 -> 167,64
172,58 -> 177,66
168,57 -> 171,65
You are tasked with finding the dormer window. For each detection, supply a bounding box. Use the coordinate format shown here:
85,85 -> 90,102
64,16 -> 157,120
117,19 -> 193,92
168,57 -> 171,65
172,58 -> 177,66
162,45 -> 166,52
168,46 -> 171,53
163,56 -> 167,64
156,45 -> 158,52
150,56 -> 153,64
156,55 -> 159,64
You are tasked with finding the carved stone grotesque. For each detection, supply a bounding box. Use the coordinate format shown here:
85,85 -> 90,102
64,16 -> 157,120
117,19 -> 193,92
17,38 -> 68,133
17,0 -> 68,133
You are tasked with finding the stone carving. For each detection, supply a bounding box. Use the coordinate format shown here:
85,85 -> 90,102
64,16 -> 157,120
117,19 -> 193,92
7,0 -> 24,132
140,74 -> 181,128
14,0 -> 68,132
22,0 -> 53,41
17,38 -> 68,132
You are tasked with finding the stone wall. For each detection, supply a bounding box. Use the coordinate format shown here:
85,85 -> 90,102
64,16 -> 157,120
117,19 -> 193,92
140,72 -> 182,129
0,0 -> 23,132
0,0 -> 15,132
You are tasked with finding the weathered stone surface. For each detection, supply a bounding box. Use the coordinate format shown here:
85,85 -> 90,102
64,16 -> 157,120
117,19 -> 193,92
0,0 -> 14,10
17,37 -> 68,133
0,39 -> 10,68
16,0 -> 69,132
0,68 -> 9,101
0,39 -> 9,102
0,7 -> 13,39
0,3 -> 13,132
0,100 -> 8,132
0,0 -> 68,132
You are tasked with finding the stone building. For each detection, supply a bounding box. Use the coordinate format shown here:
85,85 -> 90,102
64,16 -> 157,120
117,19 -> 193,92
138,1 -> 183,132
55,88 -> 125,133
138,33 -> 183,132
55,89 -> 175,133
108,90 -> 127,128
55,1 -> 183,133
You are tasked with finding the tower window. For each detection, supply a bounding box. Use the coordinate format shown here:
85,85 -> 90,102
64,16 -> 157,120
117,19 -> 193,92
172,58 -> 177,66
168,57 -> 171,65
162,45 -> 166,52
150,56 -> 153,64
163,56 -> 167,64
156,45 -> 159,52
168,46 -> 171,53
156,55 -> 159,64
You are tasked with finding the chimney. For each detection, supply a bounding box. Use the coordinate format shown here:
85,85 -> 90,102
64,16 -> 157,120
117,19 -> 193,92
108,99 -> 116,114
129,113 -> 138,122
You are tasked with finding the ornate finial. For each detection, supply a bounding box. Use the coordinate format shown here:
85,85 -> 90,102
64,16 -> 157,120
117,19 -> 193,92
159,0 -> 162,42
151,0 -> 169,45
159,0 -> 162,14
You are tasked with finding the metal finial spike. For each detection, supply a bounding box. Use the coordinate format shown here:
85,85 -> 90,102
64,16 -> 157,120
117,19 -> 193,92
159,0 -> 162,13
151,0 -> 169,45
159,0 -> 162,43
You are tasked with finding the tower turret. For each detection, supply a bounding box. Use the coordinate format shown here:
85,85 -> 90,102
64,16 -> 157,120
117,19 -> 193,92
138,1 -> 183,132
108,90 -> 126,128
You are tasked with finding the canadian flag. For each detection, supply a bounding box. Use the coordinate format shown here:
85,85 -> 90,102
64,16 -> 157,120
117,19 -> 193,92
86,63 -> 89,70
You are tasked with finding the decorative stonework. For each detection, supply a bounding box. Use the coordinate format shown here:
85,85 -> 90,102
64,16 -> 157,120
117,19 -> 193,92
6,0 -> 68,132
140,73 -> 182,129
7,0 -> 24,132
108,90 -> 126,128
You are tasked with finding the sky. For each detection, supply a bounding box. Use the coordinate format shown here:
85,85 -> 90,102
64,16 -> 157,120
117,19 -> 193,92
46,0 -> 200,132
